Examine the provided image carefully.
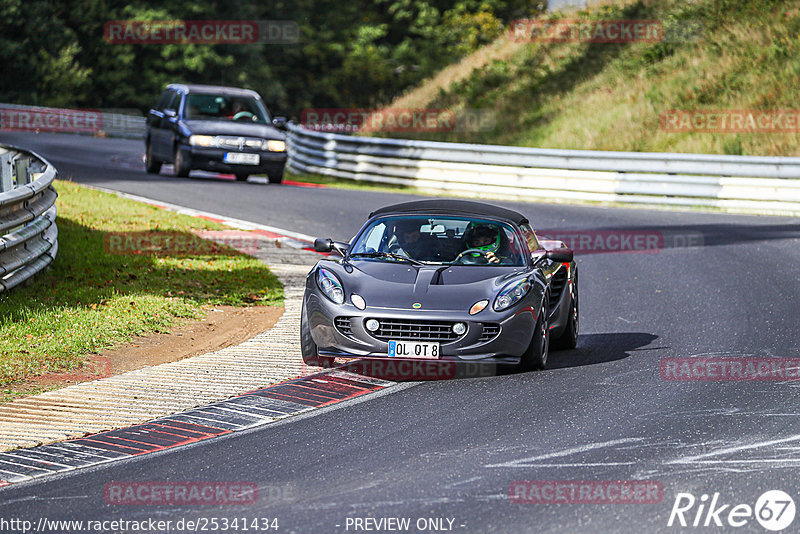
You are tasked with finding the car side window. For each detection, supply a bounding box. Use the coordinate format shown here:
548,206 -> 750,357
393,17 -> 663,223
520,224 -> 542,254
165,91 -> 181,113
154,90 -> 171,111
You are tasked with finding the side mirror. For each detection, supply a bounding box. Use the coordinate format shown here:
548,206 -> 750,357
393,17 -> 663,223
314,238 -> 334,252
546,248 -> 574,263
314,238 -> 349,256
163,109 -> 177,118
272,116 -> 288,129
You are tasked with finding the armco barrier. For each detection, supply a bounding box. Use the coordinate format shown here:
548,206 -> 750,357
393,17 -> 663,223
0,145 -> 58,292
286,123 -> 800,215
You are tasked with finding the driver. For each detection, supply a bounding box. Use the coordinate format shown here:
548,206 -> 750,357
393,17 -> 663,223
227,101 -> 247,119
390,220 -> 440,261
463,223 -> 509,264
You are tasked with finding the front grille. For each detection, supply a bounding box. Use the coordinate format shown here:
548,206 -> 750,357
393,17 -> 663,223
479,323 -> 500,342
368,318 -> 461,342
334,316 -> 353,336
549,267 -> 568,309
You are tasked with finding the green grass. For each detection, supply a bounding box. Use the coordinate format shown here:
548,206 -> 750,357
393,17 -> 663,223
374,0 -> 800,156
286,169 -> 424,194
0,180 -> 282,387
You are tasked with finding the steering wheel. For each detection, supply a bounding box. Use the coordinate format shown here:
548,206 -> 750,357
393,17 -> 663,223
232,111 -> 256,122
453,248 -> 490,264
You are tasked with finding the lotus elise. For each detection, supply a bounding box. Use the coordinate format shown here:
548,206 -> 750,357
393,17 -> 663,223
301,199 -> 578,372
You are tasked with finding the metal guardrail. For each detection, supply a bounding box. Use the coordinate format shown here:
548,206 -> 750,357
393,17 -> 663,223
0,145 -> 58,293
0,103 -> 145,139
286,123 -> 800,215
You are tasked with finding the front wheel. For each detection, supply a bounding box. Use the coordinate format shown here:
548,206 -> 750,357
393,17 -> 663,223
300,305 -> 335,369
518,296 -> 550,372
144,141 -> 162,174
173,146 -> 191,177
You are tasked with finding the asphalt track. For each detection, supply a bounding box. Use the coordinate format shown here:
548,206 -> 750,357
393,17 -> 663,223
2,131 -> 800,533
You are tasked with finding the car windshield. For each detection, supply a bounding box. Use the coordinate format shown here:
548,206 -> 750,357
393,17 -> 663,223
349,216 -> 528,266
184,94 -> 270,123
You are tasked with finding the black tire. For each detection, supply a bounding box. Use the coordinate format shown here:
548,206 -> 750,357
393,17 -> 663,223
552,267 -> 579,350
267,168 -> 284,184
300,305 -> 335,368
518,295 -> 550,372
235,173 -> 249,182
144,141 -> 162,174
173,145 -> 191,177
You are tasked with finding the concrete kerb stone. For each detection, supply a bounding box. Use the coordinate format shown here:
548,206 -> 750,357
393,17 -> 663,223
0,232 -> 324,452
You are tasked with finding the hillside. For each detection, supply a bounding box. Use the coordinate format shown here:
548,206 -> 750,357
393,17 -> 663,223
379,0 -> 800,156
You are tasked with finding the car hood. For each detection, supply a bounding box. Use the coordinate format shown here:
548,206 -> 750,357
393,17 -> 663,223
182,119 -> 285,140
325,260 -> 529,312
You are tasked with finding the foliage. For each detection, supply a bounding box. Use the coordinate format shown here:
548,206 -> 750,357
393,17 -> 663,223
0,0 -> 545,115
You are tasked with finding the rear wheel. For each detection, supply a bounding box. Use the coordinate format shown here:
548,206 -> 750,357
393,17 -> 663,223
235,173 -> 249,182
518,296 -> 550,372
267,168 -> 284,184
144,141 -> 162,174
552,267 -> 579,350
300,305 -> 335,369
173,145 -> 190,177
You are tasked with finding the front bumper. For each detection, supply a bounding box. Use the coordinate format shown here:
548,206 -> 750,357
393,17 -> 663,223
304,281 -> 538,365
182,145 -> 287,174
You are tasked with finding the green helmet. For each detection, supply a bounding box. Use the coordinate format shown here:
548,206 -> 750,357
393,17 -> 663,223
465,223 -> 501,253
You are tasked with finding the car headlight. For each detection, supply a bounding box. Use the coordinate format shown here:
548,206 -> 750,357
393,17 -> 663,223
264,139 -> 286,152
493,278 -> 531,311
189,135 -> 215,147
317,268 -> 344,304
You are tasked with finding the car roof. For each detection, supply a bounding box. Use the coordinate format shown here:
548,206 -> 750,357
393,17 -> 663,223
369,199 -> 528,225
167,84 -> 261,98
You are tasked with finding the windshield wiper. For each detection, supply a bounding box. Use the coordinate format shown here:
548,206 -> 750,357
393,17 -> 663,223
349,251 -> 424,265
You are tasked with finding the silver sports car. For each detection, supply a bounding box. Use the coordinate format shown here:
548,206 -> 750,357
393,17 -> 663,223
301,199 -> 578,372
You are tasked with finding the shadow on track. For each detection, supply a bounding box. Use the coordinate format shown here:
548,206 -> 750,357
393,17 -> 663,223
547,331 -> 660,370
330,332 -> 658,381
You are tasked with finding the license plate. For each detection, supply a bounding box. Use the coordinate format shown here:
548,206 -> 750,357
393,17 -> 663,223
223,152 -> 259,165
387,340 -> 440,359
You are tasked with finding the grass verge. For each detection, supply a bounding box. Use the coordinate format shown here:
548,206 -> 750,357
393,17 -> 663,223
377,0 -> 800,156
0,180 -> 282,388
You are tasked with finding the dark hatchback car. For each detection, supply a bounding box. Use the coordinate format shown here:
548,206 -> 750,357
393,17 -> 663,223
145,84 -> 288,183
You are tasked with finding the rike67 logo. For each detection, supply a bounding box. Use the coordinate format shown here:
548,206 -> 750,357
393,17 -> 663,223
668,490 -> 796,531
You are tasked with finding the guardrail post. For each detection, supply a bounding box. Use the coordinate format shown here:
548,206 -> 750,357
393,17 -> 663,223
0,152 -> 13,192
13,155 -> 31,185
